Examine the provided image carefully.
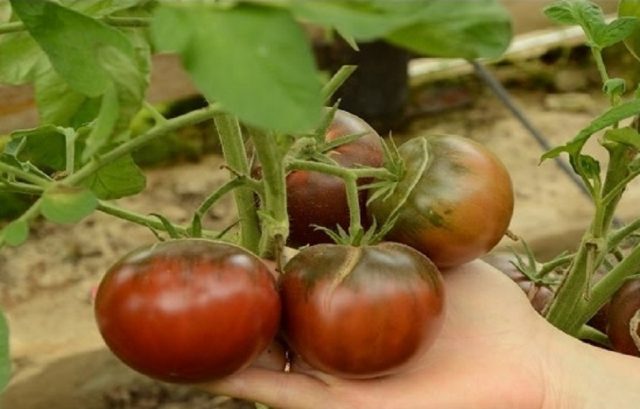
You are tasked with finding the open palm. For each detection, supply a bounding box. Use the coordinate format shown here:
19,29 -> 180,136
203,261 -> 576,409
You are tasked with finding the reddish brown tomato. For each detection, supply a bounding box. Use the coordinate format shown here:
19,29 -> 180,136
286,109 -> 384,246
94,239 -> 281,383
607,277 -> 640,357
369,135 -> 514,268
280,242 -> 445,378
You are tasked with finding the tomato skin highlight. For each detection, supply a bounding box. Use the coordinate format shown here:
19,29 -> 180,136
286,109 -> 384,246
280,242 -> 445,378
369,135 -> 514,268
94,239 -> 281,383
607,277 -> 640,357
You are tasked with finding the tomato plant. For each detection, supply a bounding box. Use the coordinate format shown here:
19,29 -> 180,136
607,277 -> 640,356
483,252 -> 554,314
280,242 -> 444,378
369,135 -> 514,268
94,239 -> 281,383
287,109 -> 384,246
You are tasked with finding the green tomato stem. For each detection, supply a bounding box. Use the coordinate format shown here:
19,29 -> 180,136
577,325 -> 612,349
65,104 -> 221,186
250,128 -> 288,258
343,174 -> 364,245
289,159 -> 395,180
0,181 -> 44,195
579,243 -> 640,327
609,218 -> 640,249
213,112 -> 261,253
0,162 -> 50,188
322,65 -> 357,101
97,201 -> 219,239
545,238 -> 590,334
64,129 -> 76,175
0,16 -> 150,35
192,176 -> 262,233
0,21 -> 24,35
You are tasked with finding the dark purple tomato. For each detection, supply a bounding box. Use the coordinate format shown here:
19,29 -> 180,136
280,242 -> 445,378
607,277 -> 640,357
369,135 -> 514,268
94,239 -> 281,383
286,109 -> 384,246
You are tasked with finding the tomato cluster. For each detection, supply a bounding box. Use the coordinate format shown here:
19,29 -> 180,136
95,110 -> 515,382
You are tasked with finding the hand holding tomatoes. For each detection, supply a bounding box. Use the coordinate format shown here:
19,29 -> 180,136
203,261 -> 640,409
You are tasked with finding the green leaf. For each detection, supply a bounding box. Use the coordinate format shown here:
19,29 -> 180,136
81,154 -> 146,200
60,0 -> 146,17
294,0 -> 512,59
34,69 -> 95,127
6,125 -> 67,171
603,78 -> 626,97
577,154 -> 601,180
83,83 -> 120,161
598,17 -> 639,48
98,43 -> 148,137
41,186 -> 98,224
151,3 -> 323,133
0,309 -> 10,392
544,0 -> 607,47
542,99 -> 640,160
10,0 -> 137,97
544,1 -> 578,25
0,32 -> 47,85
291,0 -> 423,40
604,127 -> 640,149
1,219 -> 29,246
386,0 -> 512,59
619,0 -> 640,61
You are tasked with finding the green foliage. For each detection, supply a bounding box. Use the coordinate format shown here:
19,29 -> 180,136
1,219 -> 28,246
619,0 -> 640,60
542,99 -> 640,160
292,0 -> 512,59
151,3 -> 324,133
6,126 -> 68,171
81,154 -> 146,200
604,127 -> 640,150
41,186 -> 98,224
545,0 -> 639,49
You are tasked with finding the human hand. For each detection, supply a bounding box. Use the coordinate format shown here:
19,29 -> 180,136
202,260 -> 640,409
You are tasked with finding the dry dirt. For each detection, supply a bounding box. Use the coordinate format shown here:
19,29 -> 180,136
2,82 -> 640,408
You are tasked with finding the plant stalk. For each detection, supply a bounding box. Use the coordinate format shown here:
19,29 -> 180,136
65,104 -> 220,186
213,112 -> 261,253
250,128 -> 288,258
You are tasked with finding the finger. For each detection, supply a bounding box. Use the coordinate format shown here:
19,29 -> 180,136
252,341 -> 287,371
201,367 -> 330,409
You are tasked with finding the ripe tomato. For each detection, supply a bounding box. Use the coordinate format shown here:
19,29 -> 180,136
607,276 -> 640,357
280,242 -> 445,378
369,135 -> 514,268
94,239 -> 281,383
286,109 -> 384,246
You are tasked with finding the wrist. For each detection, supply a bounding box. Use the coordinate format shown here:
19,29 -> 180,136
545,328 -> 640,409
